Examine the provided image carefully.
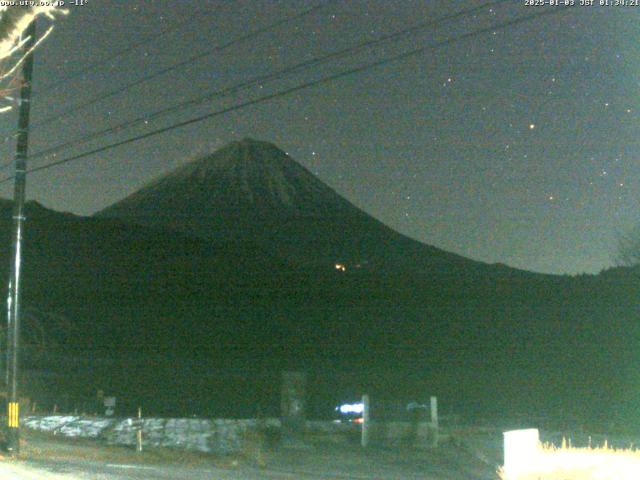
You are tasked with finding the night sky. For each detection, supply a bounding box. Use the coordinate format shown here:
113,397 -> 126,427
0,0 -> 637,275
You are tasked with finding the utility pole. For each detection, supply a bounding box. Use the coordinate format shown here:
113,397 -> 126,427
6,19 -> 37,454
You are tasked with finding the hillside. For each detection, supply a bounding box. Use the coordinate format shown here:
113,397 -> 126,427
0,141 -> 633,424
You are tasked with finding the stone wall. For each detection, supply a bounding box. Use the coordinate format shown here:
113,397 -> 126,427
24,415 -> 439,453
24,415 -> 280,454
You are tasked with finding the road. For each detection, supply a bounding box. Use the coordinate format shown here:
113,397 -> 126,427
0,459 -> 307,479
5,459 -> 283,480
2,429 -> 500,479
5,458 -> 498,480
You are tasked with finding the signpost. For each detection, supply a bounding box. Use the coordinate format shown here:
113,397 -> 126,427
281,371 -> 306,447
361,394 -> 370,447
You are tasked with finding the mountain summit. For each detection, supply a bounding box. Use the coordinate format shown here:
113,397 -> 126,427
99,138 -> 363,227
97,138 -> 479,272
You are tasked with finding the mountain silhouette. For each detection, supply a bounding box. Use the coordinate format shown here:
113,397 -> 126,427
97,138 -> 485,274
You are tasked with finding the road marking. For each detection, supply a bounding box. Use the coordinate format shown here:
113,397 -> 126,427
106,464 -> 157,470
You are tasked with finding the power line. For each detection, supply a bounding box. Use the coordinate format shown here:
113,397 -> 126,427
0,7 -> 570,185
3,7 -> 568,182
24,0 -> 511,168
34,3 -> 225,95
25,0 -> 338,131
0,0 -> 341,171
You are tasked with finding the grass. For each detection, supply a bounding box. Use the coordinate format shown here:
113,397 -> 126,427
498,439 -> 640,480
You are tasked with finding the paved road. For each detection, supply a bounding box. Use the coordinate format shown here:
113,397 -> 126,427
12,452 -> 498,480
4,458 -> 463,480
1,460 -> 293,479
7,429 -> 499,479
19,459 -> 271,479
